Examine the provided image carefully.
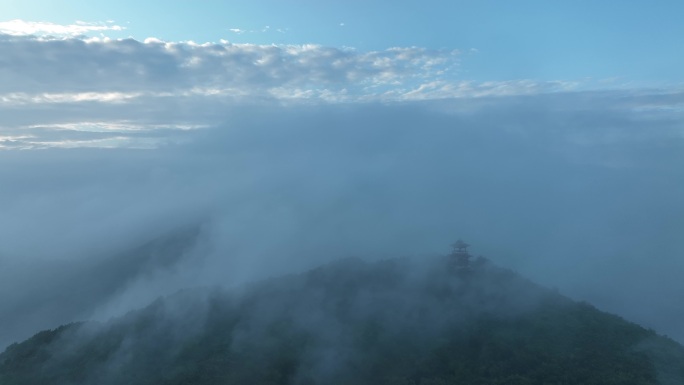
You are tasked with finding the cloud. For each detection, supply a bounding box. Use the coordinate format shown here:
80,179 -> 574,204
0,32 -> 462,149
0,19 -> 124,37
0,32 -> 643,150
0,34 -> 458,97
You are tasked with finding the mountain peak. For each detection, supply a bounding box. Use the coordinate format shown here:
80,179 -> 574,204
2,254 -> 684,385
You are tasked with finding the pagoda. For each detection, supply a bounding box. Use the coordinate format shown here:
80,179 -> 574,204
451,239 -> 471,267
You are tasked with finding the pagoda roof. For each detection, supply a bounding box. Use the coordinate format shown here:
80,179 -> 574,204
452,239 -> 470,249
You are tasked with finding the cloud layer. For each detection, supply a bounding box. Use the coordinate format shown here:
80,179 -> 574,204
0,33 -> 457,96
4,33 -> 683,151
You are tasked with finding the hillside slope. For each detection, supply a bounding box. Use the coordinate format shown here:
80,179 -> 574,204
2,256 -> 683,385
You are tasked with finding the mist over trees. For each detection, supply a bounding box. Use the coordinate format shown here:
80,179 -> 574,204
3,99 -> 683,379
2,100 -> 684,349
2,256 -> 683,384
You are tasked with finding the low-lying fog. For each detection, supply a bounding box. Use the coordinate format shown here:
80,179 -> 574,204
2,93 -> 683,349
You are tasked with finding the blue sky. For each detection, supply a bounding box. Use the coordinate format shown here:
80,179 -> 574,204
2,0 -> 684,83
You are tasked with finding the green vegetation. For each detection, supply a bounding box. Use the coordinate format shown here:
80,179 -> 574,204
2,257 -> 683,384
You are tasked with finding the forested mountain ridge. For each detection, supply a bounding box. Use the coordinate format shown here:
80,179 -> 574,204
2,256 -> 683,385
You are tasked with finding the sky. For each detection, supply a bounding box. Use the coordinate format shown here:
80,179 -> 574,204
1,1 -> 684,349
3,0 -> 684,83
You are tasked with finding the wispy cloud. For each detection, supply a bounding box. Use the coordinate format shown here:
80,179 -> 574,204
227,25 -> 283,35
0,19 -> 125,37
1,91 -> 142,105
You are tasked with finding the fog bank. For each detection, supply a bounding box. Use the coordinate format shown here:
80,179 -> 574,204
1,94 -> 683,348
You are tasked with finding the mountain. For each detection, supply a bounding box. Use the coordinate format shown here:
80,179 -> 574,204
2,255 -> 684,385
0,224 -> 202,350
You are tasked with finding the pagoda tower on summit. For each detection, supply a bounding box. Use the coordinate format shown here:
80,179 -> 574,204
451,239 -> 471,267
